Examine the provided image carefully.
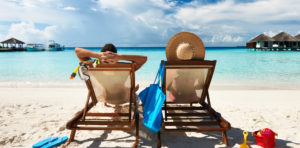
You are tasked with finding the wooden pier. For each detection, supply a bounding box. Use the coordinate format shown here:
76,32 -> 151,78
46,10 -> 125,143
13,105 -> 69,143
0,37 -> 25,52
0,48 -> 26,52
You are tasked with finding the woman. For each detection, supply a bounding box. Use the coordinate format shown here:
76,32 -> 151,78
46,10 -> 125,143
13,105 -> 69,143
165,32 -> 206,103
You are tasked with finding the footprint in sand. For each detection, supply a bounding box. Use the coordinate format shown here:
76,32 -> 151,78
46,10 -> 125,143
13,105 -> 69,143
23,111 -> 29,114
42,127 -> 48,131
58,126 -> 66,131
37,121 -> 46,126
40,105 -> 49,108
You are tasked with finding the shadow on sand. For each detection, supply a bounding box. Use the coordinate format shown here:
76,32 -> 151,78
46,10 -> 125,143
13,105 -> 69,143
70,123 -> 299,148
70,102 -> 299,147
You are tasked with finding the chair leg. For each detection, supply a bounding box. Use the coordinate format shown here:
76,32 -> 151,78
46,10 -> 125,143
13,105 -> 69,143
133,114 -> 139,148
222,131 -> 229,146
67,129 -> 76,145
157,131 -> 161,148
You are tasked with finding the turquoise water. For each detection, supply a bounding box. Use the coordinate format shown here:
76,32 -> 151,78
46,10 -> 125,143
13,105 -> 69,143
1,47 -> 300,86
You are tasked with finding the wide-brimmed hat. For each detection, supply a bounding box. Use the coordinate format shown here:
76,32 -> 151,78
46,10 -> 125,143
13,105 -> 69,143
166,32 -> 205,61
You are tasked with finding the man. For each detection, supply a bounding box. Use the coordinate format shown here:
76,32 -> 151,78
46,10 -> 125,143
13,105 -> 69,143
75,43 -> 147,70
75,43 -> 147,105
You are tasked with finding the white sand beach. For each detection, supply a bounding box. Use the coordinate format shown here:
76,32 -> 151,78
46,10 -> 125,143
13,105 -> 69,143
1,83 -> 300,148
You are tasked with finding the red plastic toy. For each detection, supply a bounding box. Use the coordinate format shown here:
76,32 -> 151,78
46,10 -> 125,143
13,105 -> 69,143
253,128 -> 277,148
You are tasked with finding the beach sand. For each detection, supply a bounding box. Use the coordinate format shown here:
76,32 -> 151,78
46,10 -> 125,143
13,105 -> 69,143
0,83 -> 300,148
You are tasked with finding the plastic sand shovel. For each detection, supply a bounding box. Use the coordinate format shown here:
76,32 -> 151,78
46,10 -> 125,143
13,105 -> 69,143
41,136 -> 68,148
240,131 -> 249,148
32,137 -> 58,148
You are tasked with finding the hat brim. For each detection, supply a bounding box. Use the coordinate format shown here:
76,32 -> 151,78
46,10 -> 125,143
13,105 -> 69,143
166,32 -> 205,61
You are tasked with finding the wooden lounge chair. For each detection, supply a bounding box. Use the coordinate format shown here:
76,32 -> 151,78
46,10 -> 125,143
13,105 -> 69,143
157,60 -> 231,147
66,62 -> 139,147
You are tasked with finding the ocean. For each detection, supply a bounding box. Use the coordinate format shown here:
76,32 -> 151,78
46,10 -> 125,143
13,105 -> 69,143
1,47 -> 300,88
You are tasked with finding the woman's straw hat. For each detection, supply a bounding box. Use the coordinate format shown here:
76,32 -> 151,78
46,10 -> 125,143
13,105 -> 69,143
166,32 -> 205,61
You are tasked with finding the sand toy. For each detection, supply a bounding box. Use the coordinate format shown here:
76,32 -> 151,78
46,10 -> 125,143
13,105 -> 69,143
253,128 -> 276,148
32,137 -> 58,148
40,136 -> 68,148
240,131 -> 249,148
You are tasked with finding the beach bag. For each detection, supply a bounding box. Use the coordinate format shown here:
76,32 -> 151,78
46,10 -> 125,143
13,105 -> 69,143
138,61 -> 166,132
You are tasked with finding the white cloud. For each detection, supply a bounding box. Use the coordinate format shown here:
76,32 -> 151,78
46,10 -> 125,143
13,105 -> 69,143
15,0 -> 57,8
0,25 -> 7,31
211,34 -> 243,43
176,0 -> 300,24
96,0 -> 174,17
264,31 -> 276,37
151,0 -> 176,9
87,0 -> 300,45
0,33 -> 5,42
0,0 -> 80,26
6,22 -> 58,44
63,6 -> 77,11
1,0 -> 300,46
90,7 -> 98,12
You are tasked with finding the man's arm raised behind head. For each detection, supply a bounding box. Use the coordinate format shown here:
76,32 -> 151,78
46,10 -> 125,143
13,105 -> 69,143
75,47 -> 147,70
75,47 -> 103,62
116,54 -> 147,70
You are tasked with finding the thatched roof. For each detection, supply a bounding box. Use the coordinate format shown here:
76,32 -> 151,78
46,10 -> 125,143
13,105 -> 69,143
272,32 -> 298,42
248,34 -> 274,43
295,33 -> 300,40
0,37 -> 25,44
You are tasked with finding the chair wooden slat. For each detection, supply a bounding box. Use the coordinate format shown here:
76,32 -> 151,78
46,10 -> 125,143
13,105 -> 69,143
86,113 -> 130,117
76,127 -> 133,131
162,106 -> 205,110
163,121 -> 219,126
78,121 -> 132,125
161,128 -> 227,132
166,113 -> 210,116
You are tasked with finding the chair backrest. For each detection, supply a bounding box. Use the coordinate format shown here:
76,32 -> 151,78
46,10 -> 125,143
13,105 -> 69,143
86,63 -> 136,105
162,60 -> 216,104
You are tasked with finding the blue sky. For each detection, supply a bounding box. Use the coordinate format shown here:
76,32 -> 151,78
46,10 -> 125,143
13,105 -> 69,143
0,0 -> 299,47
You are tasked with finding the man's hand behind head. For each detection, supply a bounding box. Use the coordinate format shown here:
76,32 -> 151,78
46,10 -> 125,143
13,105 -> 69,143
100,51 -> 119,64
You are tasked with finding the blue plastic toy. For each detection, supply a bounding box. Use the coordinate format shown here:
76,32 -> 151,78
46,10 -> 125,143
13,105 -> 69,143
32,137 -> 58,148
41,136 -> 68,148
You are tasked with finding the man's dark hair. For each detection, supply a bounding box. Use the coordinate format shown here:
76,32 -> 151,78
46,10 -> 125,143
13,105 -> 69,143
101,43 -> 117,53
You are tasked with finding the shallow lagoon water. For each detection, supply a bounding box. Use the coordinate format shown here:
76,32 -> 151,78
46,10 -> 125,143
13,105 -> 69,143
1,47 -> 300,88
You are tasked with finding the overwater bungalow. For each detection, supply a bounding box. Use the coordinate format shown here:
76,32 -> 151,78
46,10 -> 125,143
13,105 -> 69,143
272,32 -> 298,50
246,34 -> 274,49
246,32 -> 300,51
295,33 -> 300,48
0,37 -> 26,52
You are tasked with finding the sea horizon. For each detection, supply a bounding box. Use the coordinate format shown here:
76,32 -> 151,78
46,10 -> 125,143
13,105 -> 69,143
64,46 -> 246,48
